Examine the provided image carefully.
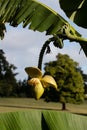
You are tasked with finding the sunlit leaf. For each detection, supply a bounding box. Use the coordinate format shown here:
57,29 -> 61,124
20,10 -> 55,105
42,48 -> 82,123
43,110 -> 87,130
0,110 -> 87,130
0,110 -> 42,130
0,0 -> 87,57
0,0 -> 82,37
0,0 -> 66,35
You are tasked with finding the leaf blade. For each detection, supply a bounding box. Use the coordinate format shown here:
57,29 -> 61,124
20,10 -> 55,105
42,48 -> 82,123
59,0 -> 87,28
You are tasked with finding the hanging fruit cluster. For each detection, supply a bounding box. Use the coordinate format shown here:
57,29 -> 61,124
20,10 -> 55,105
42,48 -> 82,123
25,67 -> 58,100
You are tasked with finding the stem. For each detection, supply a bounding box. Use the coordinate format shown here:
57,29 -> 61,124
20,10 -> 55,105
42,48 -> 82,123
58,31 -> 87,43
58,32 -> 87,57
38,37 -> 54,70
66,33 -> 87,43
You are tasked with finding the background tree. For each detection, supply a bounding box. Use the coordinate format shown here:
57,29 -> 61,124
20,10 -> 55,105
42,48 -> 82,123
0,49 -> 18,97
17,79 -> 33,97
77,67 -> 87,95
44,53 -> 85,110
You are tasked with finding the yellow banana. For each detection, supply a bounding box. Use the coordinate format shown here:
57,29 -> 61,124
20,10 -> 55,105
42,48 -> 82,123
41,75 -> 57,89
28,78 -> 44,100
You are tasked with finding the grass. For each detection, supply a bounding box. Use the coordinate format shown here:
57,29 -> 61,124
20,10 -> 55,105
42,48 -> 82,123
0,98 -> 87,115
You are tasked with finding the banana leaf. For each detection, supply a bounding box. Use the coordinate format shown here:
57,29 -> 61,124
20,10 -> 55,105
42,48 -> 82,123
59,0 -> 87,57
0,110 -> 87,130
0,0 -> 66,35
0,110 -> 42,130
59,0 -> 87,28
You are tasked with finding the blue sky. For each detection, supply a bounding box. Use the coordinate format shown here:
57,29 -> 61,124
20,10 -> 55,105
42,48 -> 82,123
0,0 -> 87,81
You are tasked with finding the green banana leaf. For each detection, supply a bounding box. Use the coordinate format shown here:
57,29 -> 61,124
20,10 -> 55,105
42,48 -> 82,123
59,0 -> 87,57
0,0 -> 66,35
0,0 -> 87,56
0,110 -> 87,130
59,0 -> 87,28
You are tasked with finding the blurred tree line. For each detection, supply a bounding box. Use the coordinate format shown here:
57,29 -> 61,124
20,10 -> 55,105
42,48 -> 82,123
0,49 -> 18,97
0,49 -> 87,102
0,49 -> 31,97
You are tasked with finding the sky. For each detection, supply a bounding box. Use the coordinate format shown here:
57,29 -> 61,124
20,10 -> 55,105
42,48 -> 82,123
0,0 -> 87,81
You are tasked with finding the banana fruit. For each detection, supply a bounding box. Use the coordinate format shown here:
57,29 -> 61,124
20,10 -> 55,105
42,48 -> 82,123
25,67 -> 42,78
28,78 -> 44,100
25,67 -> 58,100
41,75 -> 57,89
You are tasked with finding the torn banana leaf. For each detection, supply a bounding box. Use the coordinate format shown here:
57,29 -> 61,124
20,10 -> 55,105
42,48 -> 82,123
0,0 -> 66,35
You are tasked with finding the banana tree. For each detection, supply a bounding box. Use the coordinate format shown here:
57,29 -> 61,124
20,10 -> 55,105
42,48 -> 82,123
0,0 -> 87,60
0,0 -> 87,129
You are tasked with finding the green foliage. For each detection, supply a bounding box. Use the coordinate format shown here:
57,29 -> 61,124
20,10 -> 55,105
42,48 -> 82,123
0,110 -> 87,130
77,68 -> 87,94
0,0 -> 87,56
16,80 -> 30,97
0,0 -> 66,35
44,53 -> 85,104
0,80 -> 13,96
59,0 -> 87,28
0,49 -> 18,97
59,0 -> 87,56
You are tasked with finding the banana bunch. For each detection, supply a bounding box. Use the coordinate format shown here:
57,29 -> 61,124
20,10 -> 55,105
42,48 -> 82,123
25,67 -> 58,100
53,35 -> 64,49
